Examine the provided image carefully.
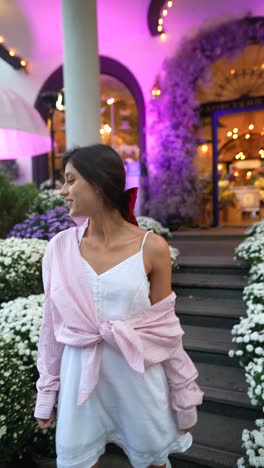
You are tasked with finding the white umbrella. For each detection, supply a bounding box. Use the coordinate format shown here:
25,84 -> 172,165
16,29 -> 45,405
0,88 -> 52,160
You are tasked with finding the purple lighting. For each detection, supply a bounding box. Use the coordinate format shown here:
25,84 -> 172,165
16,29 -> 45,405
0,128 -> 52,160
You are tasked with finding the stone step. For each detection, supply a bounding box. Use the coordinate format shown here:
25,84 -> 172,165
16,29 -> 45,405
175,286 -> 243,299
179,314 -> 239,329
182,325 -> 232,355
188,350 -> 240,369
172,272 -> 247,290
171,230 -> 245,241
171,443 -> 240,468
176,296 -> 246,319
177,260 -> 248,276
176,296 -> 245,328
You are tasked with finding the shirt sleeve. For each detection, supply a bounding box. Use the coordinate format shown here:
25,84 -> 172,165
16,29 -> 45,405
162,336 -> 204,430
34,246 -> 65,420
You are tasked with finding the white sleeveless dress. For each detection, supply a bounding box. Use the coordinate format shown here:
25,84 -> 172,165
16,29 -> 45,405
56,231 -> 192,468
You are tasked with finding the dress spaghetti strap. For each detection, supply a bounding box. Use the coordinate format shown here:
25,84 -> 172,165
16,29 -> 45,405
141,230 -> 153,251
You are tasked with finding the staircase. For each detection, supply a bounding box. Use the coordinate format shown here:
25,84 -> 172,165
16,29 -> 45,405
168,229 -> 262,468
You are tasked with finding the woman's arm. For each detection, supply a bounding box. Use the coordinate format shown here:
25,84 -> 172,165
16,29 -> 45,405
34,247 -> 64,422
146,233 -> 172,305
147,233 -> 203,431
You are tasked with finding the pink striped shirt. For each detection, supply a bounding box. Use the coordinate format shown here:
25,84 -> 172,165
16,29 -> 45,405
34,218 -> 203,429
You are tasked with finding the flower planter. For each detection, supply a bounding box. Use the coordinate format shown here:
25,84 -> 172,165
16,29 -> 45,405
226,205 -> 242,224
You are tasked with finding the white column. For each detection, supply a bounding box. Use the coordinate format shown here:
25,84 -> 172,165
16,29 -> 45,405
62,0 -> 101,148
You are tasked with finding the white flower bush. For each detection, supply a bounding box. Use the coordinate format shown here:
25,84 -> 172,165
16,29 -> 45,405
237,419 -> 264,468
229,312 -> 264,366
0,295 -> 56,461
245,219 -> 264,237
137,216 -> 172,239
243,283 -> 264,311
0,294 -> 44,366
232,220 -> 264,466
245,358 -> 264,408
0,237 -> 47,302
27,189 -> 65,216
235,235 -> 264,264
169,246 -> 179,269
0,340 -> 35,464
249,263 -> 264,285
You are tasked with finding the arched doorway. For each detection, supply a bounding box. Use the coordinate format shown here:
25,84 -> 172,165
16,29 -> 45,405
149,16 -> 264,227
196,43 -> 264,226
33,57 -> 146,201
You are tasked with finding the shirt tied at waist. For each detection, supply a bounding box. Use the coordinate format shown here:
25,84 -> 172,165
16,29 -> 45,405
48,290 -> 185,407
78,318 -> 145,406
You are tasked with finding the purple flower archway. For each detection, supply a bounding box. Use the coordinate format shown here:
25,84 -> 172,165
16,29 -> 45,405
147,16 -> 264,224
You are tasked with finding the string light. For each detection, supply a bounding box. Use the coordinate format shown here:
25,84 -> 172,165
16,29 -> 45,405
157,1 -> 174,40
218,164 -> 223,170
201,144 -> 208,153
235,152 -> 246,160
248,123 -> 254,130
0,35 -> 28,70
103,124 -> 112,133
151,87 -> 161,97
245,133 -> 250,139
234,171 -> 239,177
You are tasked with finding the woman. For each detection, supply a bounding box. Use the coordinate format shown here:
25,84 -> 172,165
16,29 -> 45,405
34,144 -> 203,468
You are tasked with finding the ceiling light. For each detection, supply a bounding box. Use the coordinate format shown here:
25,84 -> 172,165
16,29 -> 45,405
106,98 -> 115,105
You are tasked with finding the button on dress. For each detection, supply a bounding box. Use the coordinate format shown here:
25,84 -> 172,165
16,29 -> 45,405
56,231 -> 192,468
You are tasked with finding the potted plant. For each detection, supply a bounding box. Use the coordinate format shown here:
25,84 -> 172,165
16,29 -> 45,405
219,189 -> 241,223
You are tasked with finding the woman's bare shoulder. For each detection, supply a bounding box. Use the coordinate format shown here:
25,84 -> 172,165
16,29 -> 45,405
144,231 -> 170,254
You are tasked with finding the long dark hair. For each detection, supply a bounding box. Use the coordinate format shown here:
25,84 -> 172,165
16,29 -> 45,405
62,144 -> 132,223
